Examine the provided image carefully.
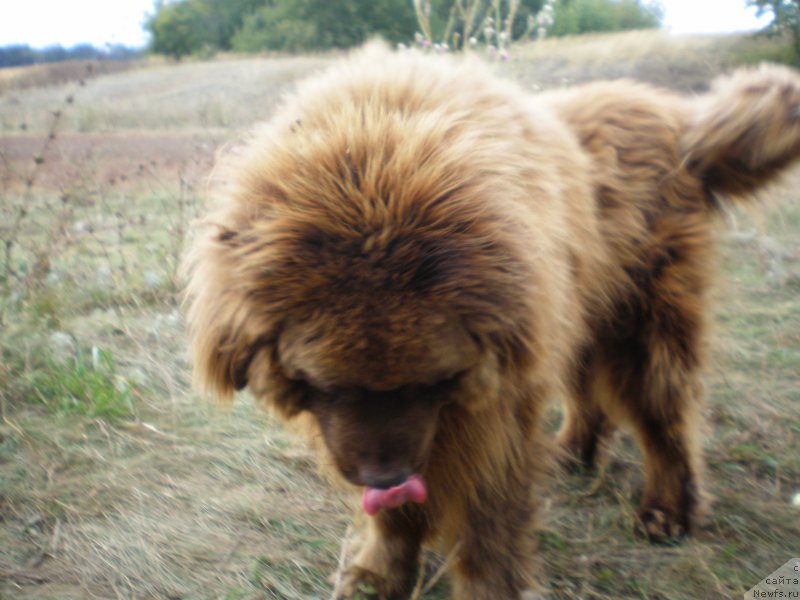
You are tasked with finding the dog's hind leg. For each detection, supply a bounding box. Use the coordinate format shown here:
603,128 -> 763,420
631,383 -> 706,542
600,330 -> 707,541
600,220 -> 711,541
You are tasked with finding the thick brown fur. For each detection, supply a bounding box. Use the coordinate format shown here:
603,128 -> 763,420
185,44 -> 800,599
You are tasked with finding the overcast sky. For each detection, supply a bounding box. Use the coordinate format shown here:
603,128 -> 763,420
0,0 -> 774,49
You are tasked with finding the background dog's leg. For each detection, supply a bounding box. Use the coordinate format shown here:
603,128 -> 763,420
601,336 -> 706,542
629,382 -> 705,543
335,507 -> 425,600
607,290 -> 708,541
557,351 -> 616,471
593,214 -> 712,542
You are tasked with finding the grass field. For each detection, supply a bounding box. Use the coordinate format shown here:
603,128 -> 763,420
1,31 -> 798,599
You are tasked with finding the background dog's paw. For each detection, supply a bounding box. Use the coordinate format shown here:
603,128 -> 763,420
637,507 -> 687,543
334,565 -> 407,600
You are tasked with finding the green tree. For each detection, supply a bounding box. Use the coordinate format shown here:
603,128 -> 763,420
147,0 -> 271,57
549,0 -> 662,37
232,4 -> 318,52
146,0 -> 211,58
232,0 -> 417,52
202,0 -> 269,50
749,0 -> 800,57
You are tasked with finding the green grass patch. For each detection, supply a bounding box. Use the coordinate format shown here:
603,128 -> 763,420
27,347 -> 134,421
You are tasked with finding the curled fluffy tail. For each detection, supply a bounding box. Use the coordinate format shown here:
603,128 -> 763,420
683,64 -> 800,198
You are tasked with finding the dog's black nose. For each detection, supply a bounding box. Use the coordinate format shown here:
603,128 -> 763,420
363,470 -> 411,490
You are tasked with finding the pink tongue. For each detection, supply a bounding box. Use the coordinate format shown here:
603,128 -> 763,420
362,474 -> 427,515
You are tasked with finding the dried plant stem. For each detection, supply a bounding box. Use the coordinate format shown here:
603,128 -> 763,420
0,103 -> 66,325
0,67 -> 96,325
330,525 -> 354,600
420,0 -> 521,51
410,552 -> 428,599
505,0 -> 520,45
410,541 -> 463,600
413,0 -> 434,43
170,174 -> 189,292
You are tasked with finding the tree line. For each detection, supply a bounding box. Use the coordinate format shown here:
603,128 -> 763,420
0,44 -> 141,69
3,2 -> 798,69
146,0 -> 664,58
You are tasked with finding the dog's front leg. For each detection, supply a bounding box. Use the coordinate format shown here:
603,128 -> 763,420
450,475 -> 540,600
335,506 -> 425,600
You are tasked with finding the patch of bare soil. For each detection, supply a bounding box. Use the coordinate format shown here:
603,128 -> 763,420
0,131 -> 223,192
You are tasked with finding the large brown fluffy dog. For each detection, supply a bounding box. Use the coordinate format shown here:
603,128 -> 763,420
185,45 -> 800,599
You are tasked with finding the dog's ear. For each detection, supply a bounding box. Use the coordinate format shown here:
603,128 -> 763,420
192,325 -> 258,400
184,226 -> 271,401
683,64 -> 800,197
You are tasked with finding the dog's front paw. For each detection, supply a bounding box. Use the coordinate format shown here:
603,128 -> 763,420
334,565 -> 408,600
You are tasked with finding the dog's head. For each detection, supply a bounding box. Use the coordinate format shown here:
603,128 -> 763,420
186,211 -> 513,486
185,198 -> 535,498
185,47 -> 542,500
